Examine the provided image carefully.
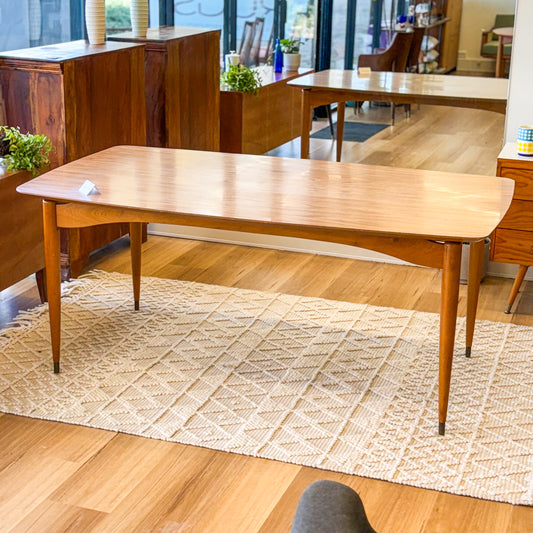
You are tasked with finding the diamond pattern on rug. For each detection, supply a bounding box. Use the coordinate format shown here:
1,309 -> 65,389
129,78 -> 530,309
0,270 -> 532,505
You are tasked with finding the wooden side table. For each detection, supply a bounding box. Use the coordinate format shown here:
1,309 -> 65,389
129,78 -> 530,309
493,27 -> 513,78
220,67 -> 312,154
490,143 -> 533,312
110,26 -> 220,151
0,40 -> 147,278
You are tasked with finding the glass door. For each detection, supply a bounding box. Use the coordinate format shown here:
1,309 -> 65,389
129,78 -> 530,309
285,0 -> 316,68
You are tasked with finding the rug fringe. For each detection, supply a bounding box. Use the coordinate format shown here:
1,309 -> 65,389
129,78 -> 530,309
0,304 -> 48,340
0,271 -> 107,340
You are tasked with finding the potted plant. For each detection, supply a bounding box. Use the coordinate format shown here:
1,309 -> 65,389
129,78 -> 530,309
221,64 -> 262,96
0,126 -> 51,177
280,39 -> 302,71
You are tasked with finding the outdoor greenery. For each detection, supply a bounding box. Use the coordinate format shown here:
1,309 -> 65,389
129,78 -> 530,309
280,39 -> 302,54
0,127 -> 51,177
106,0 -> 131,30
221,65 -> 262,95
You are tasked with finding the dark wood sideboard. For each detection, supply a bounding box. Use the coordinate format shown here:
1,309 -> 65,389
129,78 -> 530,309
490,143 -> 533,312
109,26 -> 220,151
0,40 -> 147,278
220,67 -> 312,155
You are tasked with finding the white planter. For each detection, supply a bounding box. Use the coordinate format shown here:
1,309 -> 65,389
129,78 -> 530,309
283,53 -> 300,71
85,0 -> 106,45
130,0 -> 149,38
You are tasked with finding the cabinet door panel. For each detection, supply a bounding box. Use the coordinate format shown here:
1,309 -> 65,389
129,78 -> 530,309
491,228 -> 533,264
499,166 -> 533,201
499,199 -> 533,230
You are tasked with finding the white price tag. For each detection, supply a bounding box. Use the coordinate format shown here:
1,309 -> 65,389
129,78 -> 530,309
79,179 -> 100,196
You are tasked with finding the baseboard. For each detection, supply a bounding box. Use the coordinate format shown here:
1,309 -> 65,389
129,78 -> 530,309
456,56 -> 495,74
148,224 -> 532,281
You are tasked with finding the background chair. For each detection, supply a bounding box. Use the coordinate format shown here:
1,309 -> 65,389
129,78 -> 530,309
238,21 -> 254,66
357,31 -> 413,124
239,18 -> 266,67
248,18 -> 264,66
406,26 -> 425,73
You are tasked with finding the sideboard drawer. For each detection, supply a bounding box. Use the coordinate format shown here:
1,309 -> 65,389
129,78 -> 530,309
499,199 -> 533,230
491,228 -> 533,264
499,167 -> 533,200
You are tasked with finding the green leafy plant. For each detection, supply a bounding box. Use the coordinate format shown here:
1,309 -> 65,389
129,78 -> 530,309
0,126 -> 51,177
221,65 -> 262,95
280,39 -> 301,54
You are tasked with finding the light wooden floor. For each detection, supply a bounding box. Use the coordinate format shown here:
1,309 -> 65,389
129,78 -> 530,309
1,103 -> 532,532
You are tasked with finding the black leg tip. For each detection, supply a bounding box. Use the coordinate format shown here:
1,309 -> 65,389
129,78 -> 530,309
465,346 -> 471,358
504,304 -> 511,314
134,301 -> 139,311
53,362 -> 60,374
439,422 -> 445,436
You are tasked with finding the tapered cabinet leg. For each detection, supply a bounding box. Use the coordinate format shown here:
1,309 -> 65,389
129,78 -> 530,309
465,240 -> 484,357
42,200 -> 62,373
336,102 -> 346,162
130,222 -> 143,311
505,265 -> 528,314
439,242 -> 462,435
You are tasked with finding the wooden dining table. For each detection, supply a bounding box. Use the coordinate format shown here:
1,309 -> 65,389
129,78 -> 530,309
17,145 -> 514,435
288,70 -> 509,161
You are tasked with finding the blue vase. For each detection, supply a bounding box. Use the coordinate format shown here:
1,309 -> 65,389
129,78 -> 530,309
274,38 -> 283,72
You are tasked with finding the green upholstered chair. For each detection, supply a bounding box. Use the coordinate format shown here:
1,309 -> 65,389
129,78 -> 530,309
480,14 -> 515,59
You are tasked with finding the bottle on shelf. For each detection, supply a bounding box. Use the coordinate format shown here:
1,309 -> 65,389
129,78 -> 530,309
274,38 -> 283,73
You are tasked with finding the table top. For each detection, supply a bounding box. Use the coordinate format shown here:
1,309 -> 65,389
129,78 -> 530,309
493,27 -> 514,38
109,25 -> 220,44
288,70 -> 508,105
18,146 -> 514,242
0,40 -> 143,63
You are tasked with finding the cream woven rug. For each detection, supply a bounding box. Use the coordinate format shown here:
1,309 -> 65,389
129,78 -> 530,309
1,271 -> 532,506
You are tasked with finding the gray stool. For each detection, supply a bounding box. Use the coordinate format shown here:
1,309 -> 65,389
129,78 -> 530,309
291,480 -> 377,533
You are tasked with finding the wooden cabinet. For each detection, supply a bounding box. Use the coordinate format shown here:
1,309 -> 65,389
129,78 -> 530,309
490,143 -> 533,312
220,67 -> 311,155
0,40 -> 147,278
0,168 -> 45,298
110,26 -> 220,151
439,0 -> 463,72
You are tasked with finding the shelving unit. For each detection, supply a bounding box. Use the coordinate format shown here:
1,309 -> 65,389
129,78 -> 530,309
411,0 -> 463,73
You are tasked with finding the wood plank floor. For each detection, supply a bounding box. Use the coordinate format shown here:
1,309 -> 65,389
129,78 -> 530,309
1,103 -> 532,532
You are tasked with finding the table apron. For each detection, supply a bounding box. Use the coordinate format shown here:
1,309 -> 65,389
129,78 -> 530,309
303,88 -> 507,114
52,200 -> 449,269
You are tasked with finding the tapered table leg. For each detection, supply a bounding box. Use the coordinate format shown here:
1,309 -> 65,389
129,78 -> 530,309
505,264 -> 528,314
465,239 -> 484,357
336,102 -> 345,162
42,200 -> 61,373
439,242 -> 462,435
300,89 -> 312,159
130,222 -> 142,311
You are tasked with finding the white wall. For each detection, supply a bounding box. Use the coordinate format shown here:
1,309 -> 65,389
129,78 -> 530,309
505,0 -> 533,142
457,0 -> 516,73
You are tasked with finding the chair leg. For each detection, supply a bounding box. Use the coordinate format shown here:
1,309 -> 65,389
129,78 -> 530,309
505,265 -> 529,314
326,105 -> 334,138
391,103 -> 396,125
